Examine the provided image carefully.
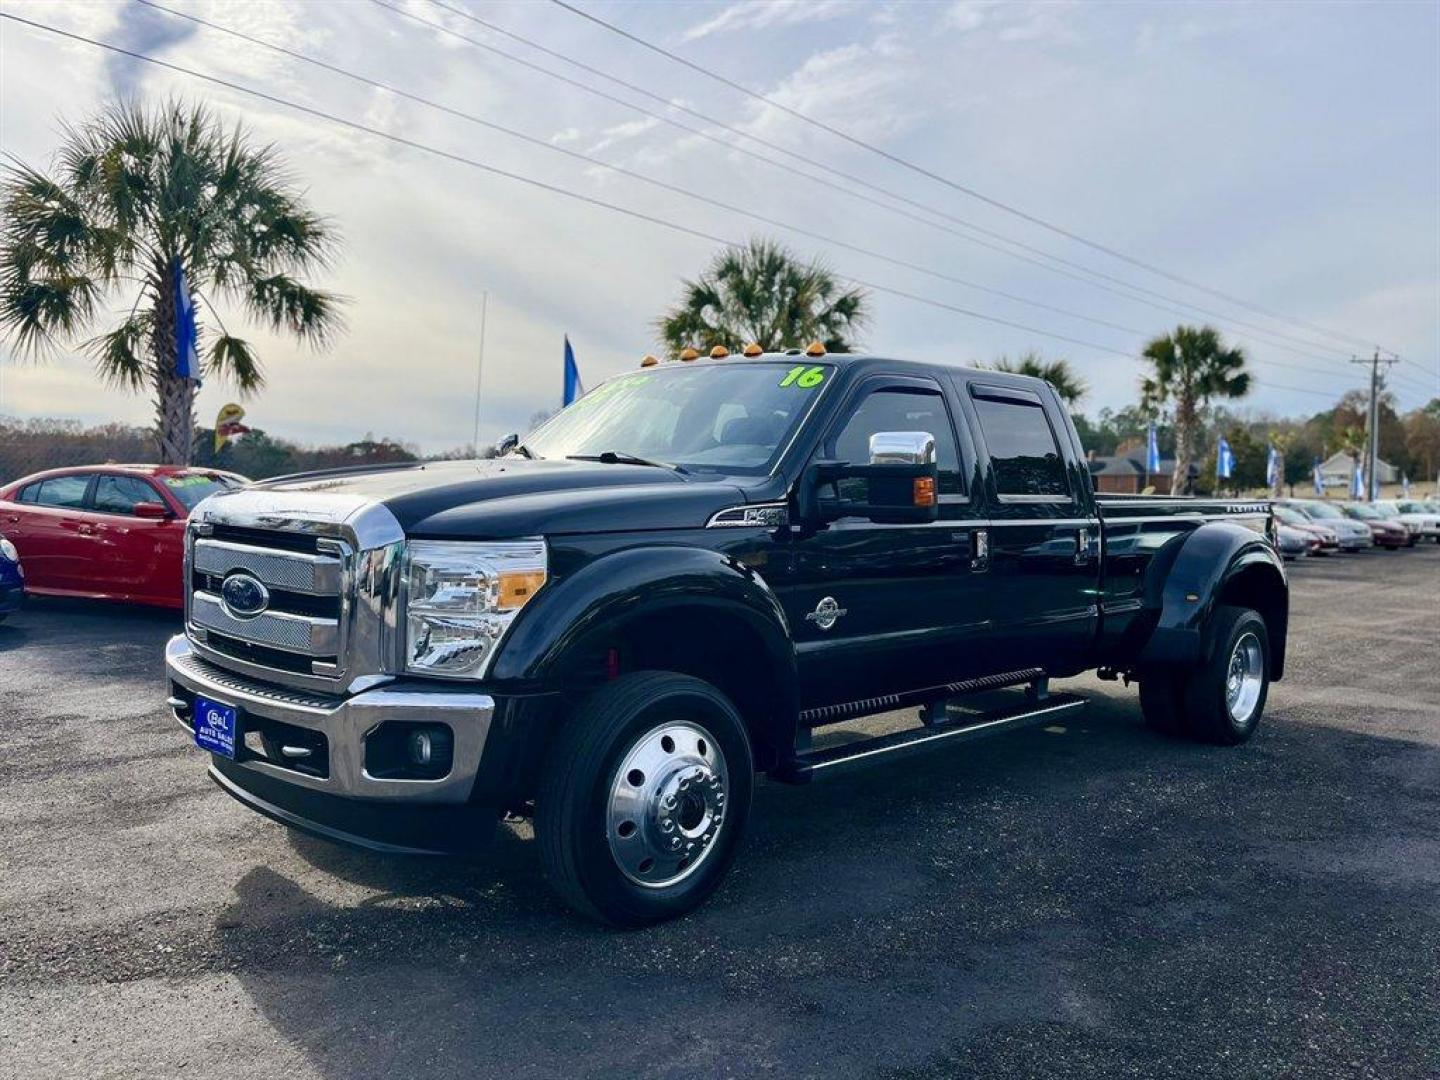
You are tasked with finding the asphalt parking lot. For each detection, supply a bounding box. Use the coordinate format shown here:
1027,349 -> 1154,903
2,546 -> 1438,1080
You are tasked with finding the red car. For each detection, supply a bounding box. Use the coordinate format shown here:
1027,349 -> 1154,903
0,465 -> 245,609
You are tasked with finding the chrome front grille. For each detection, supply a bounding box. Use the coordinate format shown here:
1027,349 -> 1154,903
183,488 -> 406,695
191,591 -> 341,655
193,539 -> 342,595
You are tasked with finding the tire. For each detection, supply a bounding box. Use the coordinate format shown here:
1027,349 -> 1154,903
535,671 -> 754,927
1182,606 -> 1270,745
1138,670 -> 1188,737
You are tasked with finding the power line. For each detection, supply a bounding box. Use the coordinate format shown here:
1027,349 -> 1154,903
0,11 -> 1381,412
129,0 -> 1164,345
548,0 -> 1397,358
141,0 -> 1377,399
399,0 -> 1401,378
0,11 -> 1141,361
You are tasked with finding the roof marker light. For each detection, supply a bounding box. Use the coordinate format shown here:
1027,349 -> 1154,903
742,343 -> 763,357
709,345 -> 730,359
640,355 -> 659,367
679,347 -> 699,362
804,341 -> 827,357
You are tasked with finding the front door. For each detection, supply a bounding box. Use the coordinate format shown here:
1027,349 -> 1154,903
88,474 -> 181,602
777,376 -> 989,714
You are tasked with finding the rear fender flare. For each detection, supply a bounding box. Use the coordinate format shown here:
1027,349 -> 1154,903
1139,522 -> 1288,676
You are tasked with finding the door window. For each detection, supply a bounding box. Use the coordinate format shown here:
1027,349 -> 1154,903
826,386 -> 963,498
971,395 -> 1070,498
93,475 -> 162,515
32,475 -> 91,508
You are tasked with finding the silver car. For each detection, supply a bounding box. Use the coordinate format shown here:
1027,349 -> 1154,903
1279,500 -> 1373,551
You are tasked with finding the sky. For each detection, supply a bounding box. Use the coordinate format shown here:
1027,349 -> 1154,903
0,0 -> 1437,454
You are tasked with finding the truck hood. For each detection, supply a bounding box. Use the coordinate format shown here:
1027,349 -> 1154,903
248,458 -> 748,537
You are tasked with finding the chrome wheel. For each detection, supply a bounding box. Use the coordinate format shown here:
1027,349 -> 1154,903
606,720 -> 729,889
1225,631 -> 1264,725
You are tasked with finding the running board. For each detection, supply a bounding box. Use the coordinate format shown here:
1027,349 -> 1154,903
770,693 -> 1085,785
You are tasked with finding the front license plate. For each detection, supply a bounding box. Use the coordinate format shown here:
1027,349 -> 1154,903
193,696 -> 240,759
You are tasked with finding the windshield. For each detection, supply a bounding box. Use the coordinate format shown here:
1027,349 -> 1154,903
522,362 -> 834,475
162,473 -> 240,510
1274,507 -> 1309,526
1346,504 -> 1380,519
1302,502 -> 1344,520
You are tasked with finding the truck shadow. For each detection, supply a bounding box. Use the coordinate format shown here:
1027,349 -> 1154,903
205,689 -> 1440,1079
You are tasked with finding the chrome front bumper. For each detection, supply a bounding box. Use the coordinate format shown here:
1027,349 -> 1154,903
166,634 -> 494,806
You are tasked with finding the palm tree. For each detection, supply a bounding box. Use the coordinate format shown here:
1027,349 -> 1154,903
1140,325 -> 1250,495
1,100 -> 340,463
658,237 -> 867,358
988,352 -> 1087,406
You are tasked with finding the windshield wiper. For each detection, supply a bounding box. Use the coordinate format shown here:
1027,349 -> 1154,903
567,451 -> 688,475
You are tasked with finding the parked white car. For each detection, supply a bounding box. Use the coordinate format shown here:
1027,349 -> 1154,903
1375,500 -> 1440,542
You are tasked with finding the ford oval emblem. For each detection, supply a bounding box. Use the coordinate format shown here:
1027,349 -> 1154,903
220,572 -> 270,619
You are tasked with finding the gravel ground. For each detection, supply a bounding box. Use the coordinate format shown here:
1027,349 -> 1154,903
1,546 -> 1437,1080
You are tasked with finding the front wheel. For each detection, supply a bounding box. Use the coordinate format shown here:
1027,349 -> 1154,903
536,672 -> 753,927
1183,606 -> 1270,745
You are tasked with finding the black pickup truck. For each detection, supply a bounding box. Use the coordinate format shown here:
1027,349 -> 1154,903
166,348 -> 1288,925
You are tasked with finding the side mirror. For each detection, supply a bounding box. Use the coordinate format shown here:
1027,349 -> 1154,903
133,501 -> 172,520
800,431 -> 939,525
493,433 -> 519,457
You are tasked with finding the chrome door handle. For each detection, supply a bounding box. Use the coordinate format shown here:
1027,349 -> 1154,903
1074,527 -> 1092,564
970,528 -> 990,572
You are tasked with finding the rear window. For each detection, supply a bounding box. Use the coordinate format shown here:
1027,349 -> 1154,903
970,393 -> 1069,498
33,475 -> 91,509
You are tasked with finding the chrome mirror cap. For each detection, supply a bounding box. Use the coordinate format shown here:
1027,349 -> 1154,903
869,430 -> 936,466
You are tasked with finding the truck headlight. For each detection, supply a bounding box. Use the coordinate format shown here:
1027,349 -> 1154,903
403,539 -> 547,678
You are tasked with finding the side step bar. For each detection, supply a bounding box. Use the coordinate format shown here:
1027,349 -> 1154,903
770,693 -> 1085,785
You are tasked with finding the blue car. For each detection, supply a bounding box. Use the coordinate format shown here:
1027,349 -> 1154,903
0,534 -> 24,620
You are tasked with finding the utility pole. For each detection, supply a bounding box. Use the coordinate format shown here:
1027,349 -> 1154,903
471,291 -> 489,456
1351,349 -> 1399,501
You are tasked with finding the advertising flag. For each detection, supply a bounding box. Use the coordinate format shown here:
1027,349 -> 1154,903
563,336 -> 584,406
1216,436 -> 1234,480
1401,473 -> 1411,499
1146,423 -> 1161,474
213,403 -> 249,455
173,261 -> 200,382
1312,457 -> 1324,495
1265,443 -> 1278,488
1351,460 -> 1365,499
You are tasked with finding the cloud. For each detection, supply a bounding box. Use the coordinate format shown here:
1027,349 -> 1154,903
680,0 -> 850,43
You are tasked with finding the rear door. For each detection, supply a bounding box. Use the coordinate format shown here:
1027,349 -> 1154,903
959,382 -> 1100,678
779,374 -> 990,712
14,474 -> 97,592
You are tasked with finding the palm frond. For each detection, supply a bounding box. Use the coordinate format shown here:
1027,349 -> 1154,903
83,309 -> 151,390
207,332 -> 263,392
247,274 -> 342,344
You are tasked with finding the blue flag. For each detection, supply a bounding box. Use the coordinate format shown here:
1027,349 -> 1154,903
1216,436 -> 1234,480
563,335 -> 584,406
1401,473 -> 1410,499
1351,460 -> 1365,499
1312,457 -> 1324,496
173,261 -> 200,382
1146,423 -> 1160,474
1265,443 -> 1278,488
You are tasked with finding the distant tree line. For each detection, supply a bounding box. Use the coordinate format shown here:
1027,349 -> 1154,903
0,416 -> 423,484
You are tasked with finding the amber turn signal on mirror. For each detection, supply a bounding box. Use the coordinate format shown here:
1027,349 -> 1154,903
913,477 -> 937,507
